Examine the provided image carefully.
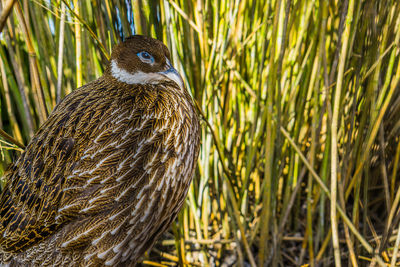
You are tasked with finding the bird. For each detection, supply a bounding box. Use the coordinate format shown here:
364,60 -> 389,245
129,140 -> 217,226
0,35 -> 200,266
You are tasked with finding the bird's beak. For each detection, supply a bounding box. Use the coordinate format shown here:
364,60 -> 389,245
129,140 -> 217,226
159,58 -> 185,90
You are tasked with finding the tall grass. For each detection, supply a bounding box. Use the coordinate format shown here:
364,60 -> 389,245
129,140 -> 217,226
0,0 -> 399,266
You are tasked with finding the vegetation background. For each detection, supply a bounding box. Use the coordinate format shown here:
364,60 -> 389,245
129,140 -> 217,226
0,0 -> 399,266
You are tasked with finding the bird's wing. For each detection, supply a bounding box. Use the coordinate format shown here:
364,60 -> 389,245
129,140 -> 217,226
0,121 -> 77,253
0,81 -> 102,252
0,138 -> 75,253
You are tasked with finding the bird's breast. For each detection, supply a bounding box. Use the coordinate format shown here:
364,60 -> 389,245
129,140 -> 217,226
56,83 -> 200,265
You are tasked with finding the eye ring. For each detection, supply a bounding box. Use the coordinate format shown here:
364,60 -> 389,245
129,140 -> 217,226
137,51 -> 155,64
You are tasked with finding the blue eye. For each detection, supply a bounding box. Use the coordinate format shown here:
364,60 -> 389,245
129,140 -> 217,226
136,51 -> 155,64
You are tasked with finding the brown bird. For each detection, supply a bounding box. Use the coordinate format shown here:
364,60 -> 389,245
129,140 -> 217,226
0,35 -> 200,266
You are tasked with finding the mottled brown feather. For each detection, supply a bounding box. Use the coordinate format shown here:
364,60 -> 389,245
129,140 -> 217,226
0,36 -> 200,266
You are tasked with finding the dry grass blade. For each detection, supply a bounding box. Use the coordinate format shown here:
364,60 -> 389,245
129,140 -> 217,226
0,0 -> 16,33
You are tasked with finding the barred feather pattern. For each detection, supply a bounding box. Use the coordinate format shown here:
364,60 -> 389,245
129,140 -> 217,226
0,75 -> 200,266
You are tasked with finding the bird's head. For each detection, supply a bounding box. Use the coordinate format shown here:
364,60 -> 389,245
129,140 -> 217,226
106,35 -> 184,90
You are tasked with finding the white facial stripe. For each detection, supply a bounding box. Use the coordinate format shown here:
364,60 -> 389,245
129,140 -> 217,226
111,60 -> 162,85
111,60 -> 185,91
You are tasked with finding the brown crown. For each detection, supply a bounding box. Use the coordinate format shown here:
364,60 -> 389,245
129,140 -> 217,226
108,35 -> 171,74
